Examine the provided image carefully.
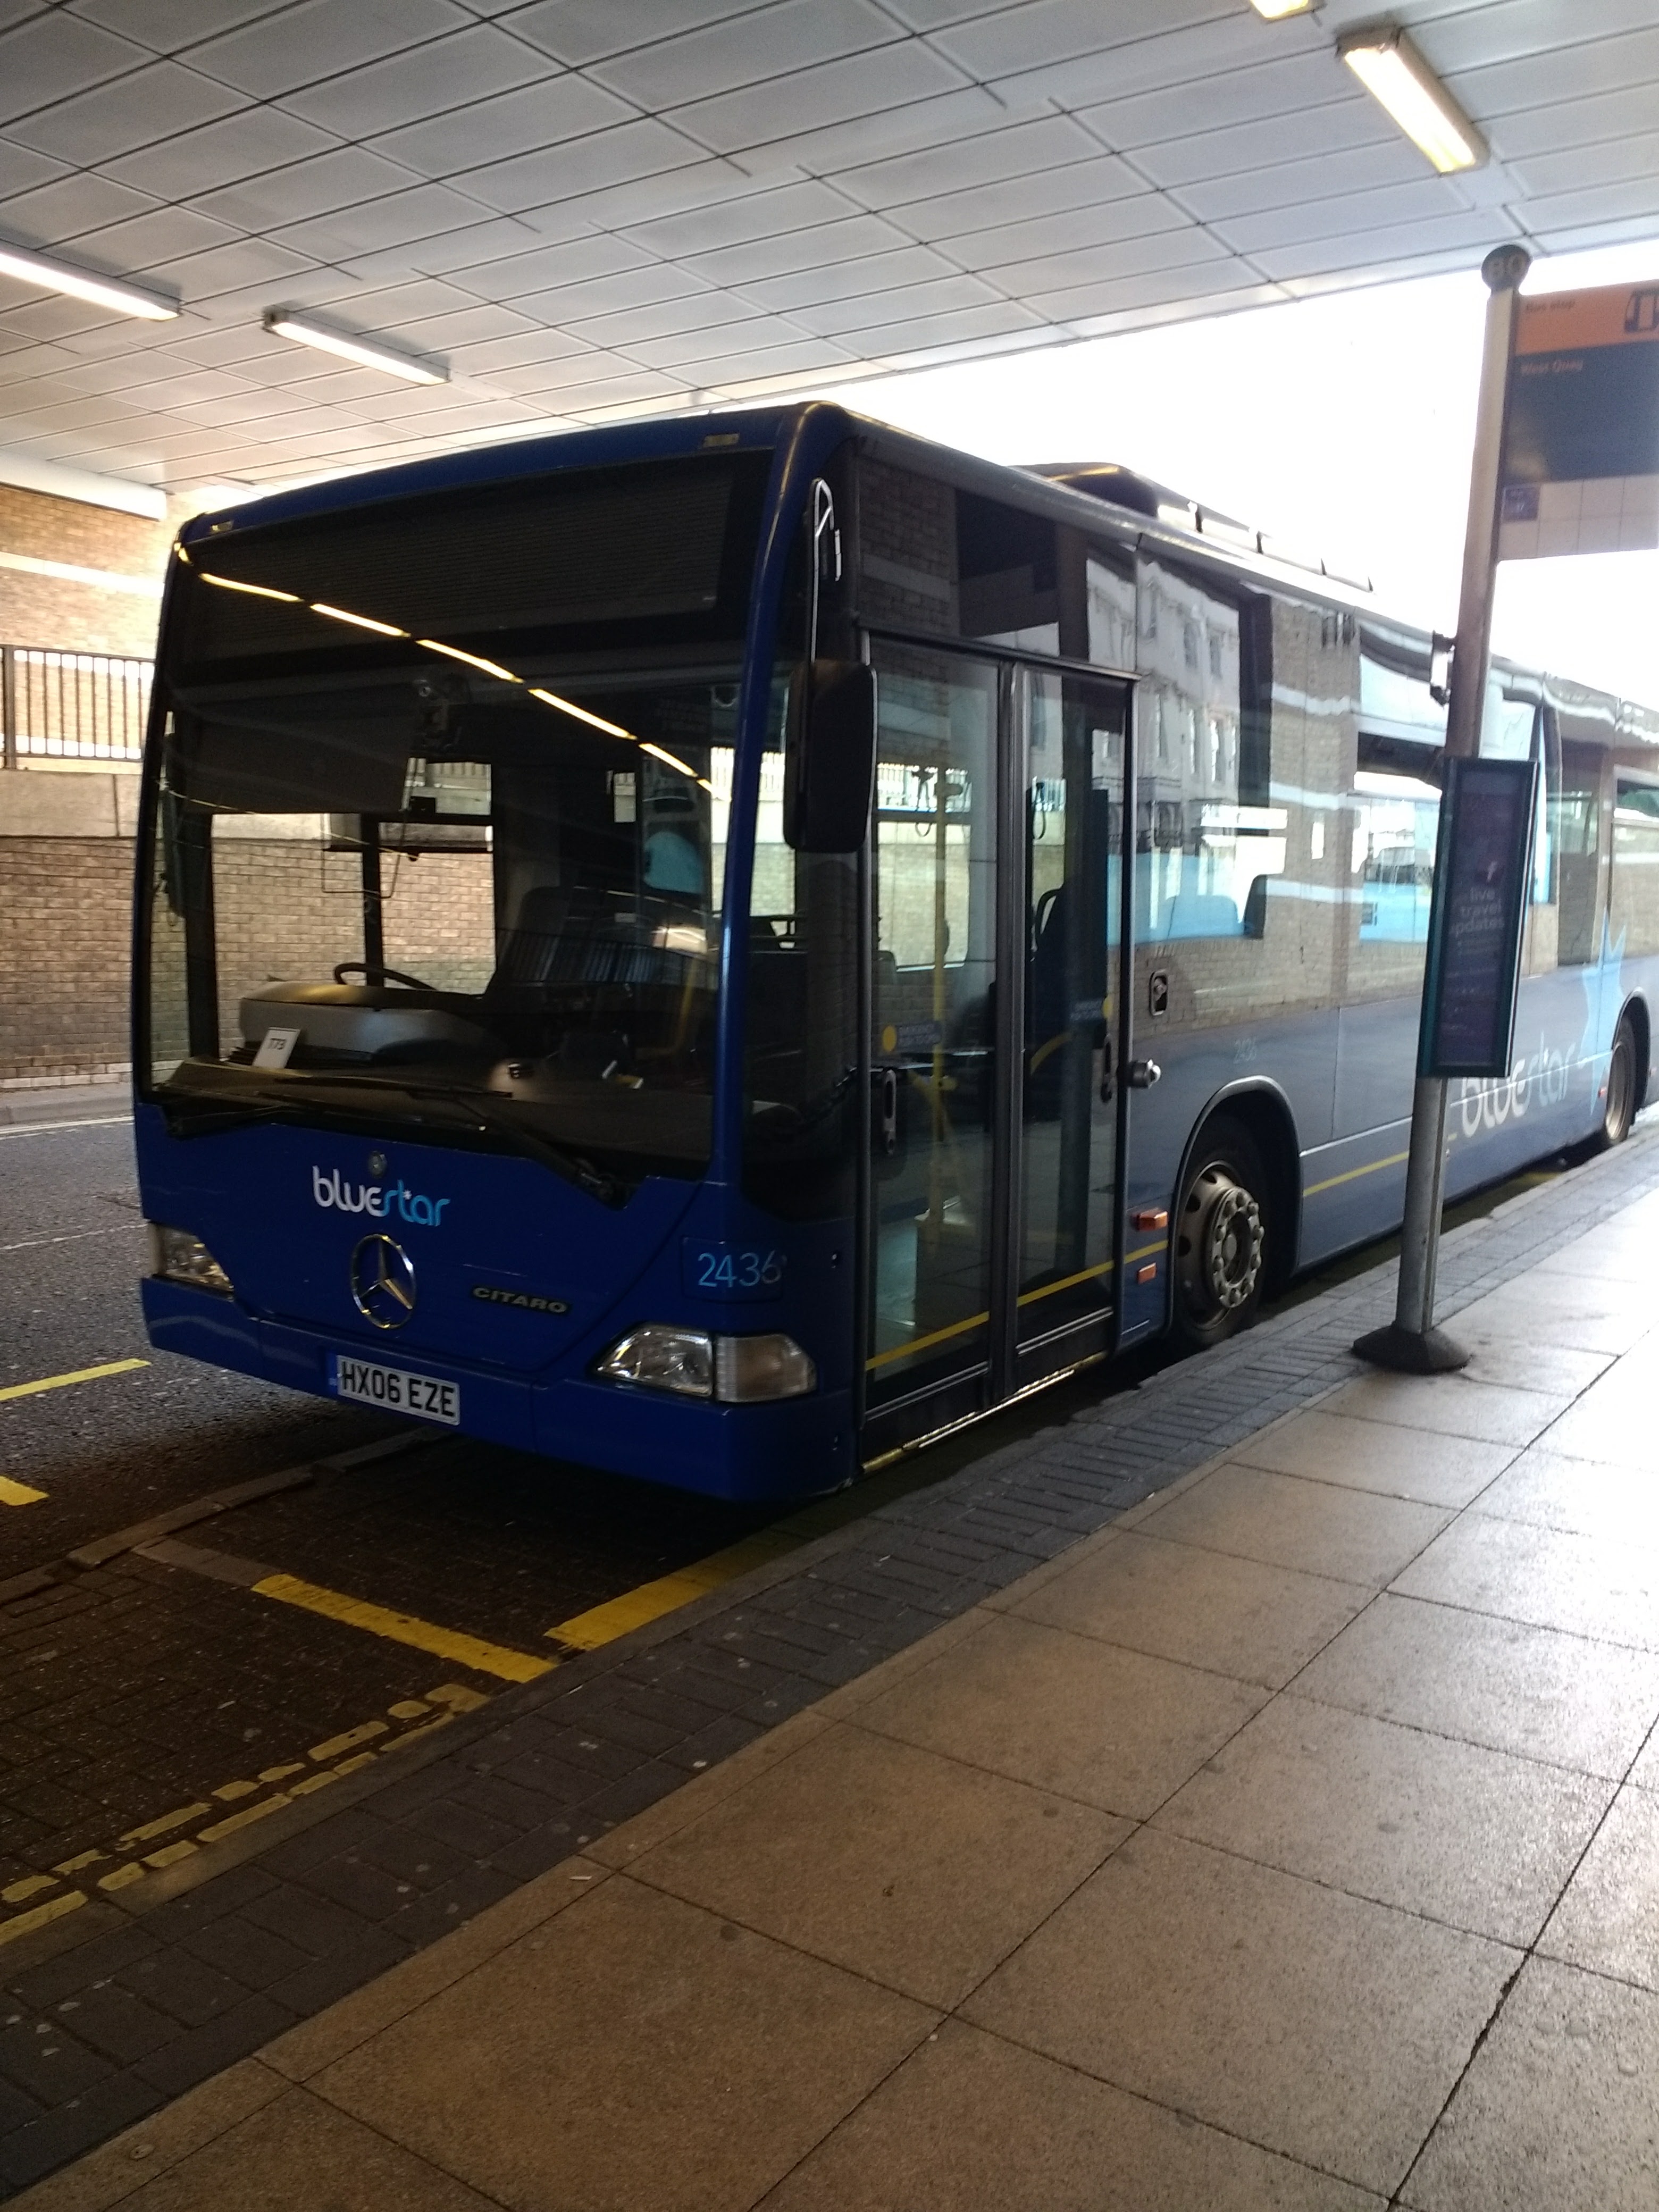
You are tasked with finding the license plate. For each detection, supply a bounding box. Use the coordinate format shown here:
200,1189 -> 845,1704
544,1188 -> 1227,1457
333,1354 -> 459,1426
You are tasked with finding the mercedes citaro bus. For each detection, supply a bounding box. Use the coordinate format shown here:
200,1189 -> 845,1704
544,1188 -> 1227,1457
135,403 -> 1658,1498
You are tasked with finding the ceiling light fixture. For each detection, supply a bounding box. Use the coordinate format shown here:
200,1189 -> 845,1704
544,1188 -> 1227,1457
1249,1 -> 1313,17
1338,25 -> 1487,173
0,238 -> 178,320
262,308 -> 448,386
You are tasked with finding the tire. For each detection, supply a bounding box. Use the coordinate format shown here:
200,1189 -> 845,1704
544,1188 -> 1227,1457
1171,1116 -> 1271,1351
1592,1013 -> 1638,1151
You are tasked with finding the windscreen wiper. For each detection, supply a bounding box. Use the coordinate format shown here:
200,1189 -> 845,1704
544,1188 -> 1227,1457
237,1070 -> 626,1206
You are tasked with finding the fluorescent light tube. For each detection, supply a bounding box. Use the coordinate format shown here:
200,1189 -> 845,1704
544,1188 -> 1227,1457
1339,26 -> 1487,173
0,238 -> 178,320
262,308 -> 447,385
1250,1 -> 1313,16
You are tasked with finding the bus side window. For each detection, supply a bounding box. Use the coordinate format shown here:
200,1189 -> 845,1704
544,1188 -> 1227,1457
1553,741 -> 1607,967
1612,777 -> 1659,958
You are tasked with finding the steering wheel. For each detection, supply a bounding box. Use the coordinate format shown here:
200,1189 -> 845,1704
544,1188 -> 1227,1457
332,962 -> 438,991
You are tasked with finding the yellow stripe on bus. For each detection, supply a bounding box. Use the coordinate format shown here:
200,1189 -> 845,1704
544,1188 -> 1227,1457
866,1236 -> 1169,1372
252,1573 -> 554,1683
1303,1150 -> 1411,1198
0,1358 -> 148,1405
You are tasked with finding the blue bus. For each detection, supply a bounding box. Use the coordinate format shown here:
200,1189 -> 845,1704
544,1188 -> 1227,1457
134,404 -> 1659,1499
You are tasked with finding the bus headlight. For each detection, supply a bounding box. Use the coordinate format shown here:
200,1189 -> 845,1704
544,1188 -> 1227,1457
597,1326 -> 815,1402
148,1224 -> 234,1297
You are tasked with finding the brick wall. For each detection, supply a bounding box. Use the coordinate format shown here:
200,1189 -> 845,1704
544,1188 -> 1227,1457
0,835 -> 134,1085
0,482 -> 168,658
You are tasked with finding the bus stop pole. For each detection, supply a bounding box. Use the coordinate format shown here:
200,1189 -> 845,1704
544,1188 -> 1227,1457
1356,242 -> 1531,1376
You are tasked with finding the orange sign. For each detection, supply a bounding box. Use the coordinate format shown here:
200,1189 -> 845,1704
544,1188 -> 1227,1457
1515,282 -> 1659,356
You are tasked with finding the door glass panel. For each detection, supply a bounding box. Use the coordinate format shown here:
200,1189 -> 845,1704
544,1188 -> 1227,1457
868,645 -> 999,1398
1020,673 -> 1125,1343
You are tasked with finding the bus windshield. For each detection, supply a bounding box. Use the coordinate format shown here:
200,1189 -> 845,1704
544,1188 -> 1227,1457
142,451 -> 778,1186
147,660 -> 743,1183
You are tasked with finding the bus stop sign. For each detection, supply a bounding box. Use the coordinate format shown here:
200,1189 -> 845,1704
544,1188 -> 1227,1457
1498,280 -> 1659,559
1419,756 -> 1539,1082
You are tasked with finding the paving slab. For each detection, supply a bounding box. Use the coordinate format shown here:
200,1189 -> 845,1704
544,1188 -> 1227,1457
1155,1690 -> 1611,1945
1539,1782 -> 1659,1991
1138,1463 -> 1453,1587
1290,1591 -> 1659,1779
962,1825 -> 1517,2200
758,2017 -> 1382,2211
1402,1955 -> 1659,2212
1003,1527 -> 1369,1690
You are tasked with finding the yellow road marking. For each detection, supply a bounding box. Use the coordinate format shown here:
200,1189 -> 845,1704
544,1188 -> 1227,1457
0,1890 -> 87,1946
388,1698 -> 431,1721
213,1779 -> 260,1803
1303,1149 -> 1411,1198
197,1795 -> 291,1844
54,1850 -> 106,1875
308,1719 -> 388,1762
550,1529 -> 801,1651
253,1572 -> 554,1683
144,1840 -> 197,1871
98,1863 -> 144,1892
0,1357 -> 147,1405
2,1874 -> 56,1906
0,1476 -> 46,1505
121,1801 -> 209,1847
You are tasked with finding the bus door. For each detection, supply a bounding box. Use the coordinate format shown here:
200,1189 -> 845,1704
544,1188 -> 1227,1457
1015,672 -> 1128,1387
861,643 -> 1129,1443
865,642 -> 1002,1428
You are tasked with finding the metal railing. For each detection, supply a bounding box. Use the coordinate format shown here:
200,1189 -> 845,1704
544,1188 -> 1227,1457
1,644 -> 154,769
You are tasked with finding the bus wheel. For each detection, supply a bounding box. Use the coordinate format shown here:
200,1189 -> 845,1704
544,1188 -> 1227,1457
1173,1117 -> 1270,1351
1595,1015 -> 1638,1150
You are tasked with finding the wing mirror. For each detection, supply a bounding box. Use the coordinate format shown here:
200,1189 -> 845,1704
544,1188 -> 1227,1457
784,659 -> 877,853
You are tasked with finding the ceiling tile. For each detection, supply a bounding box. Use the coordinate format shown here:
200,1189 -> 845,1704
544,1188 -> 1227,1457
932,0 -> 1222,80
839,112 -> 1099,211
951,190 -> 1190,274
105,107 -> 341,205
187,0 -> 470,98
0,132 -> 68,197
588,0 -> 896,108
676,336 -> 857,381
453,117 -> 704,212
1177,140 -> 1427,224
270,182 -> 499,259
988,9 -> 1318,118
888,156 -> 1146,248
1511,128 -> 1659,202
1028,254 -> 1259,326
621,178 -> 854,258
564,288 -> 779,347
281,23 -> 551,135
1456,23 -> 1659,119
1521,172 -> 1659,236
466,231 -> 655,300
298,275 -> 483,324
1486,81 -> 1659,164
988,221 -> 1231,301
1217,175 -> 1470,256
0,171 -> 160,244
1251,207 -> 1499,283
786,271 -> 1002,337
669,40 -> 967,157
0,11 -> 149,125
1086,47 -> 1354,156
724,80 -> 1005,179
150,237 -> 319,300
1412,0 -> 1659,77
503,3 -> 772,72
381,301 -> 539,348
194,146 -> 422,230
620,314 -> 779,367
445,325 -> 593,372
743,243 -> 960,313
1127,100 -> 1388,190
56,204 -> 245,273
368,73 -> 632,179
685,213 -> 913,288
843,298 -> 1045,357
6,58 -> 248,163
505,262 -> 710,323
68,0 -> 294,52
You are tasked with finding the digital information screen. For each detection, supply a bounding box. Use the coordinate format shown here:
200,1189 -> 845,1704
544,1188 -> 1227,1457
1419,756 -> 1539,1081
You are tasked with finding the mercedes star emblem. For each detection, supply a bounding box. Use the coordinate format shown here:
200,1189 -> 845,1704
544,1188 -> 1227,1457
350,1234 -> 416,1330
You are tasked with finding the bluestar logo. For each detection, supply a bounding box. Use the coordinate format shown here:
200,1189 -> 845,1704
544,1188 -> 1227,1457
312,1166 -> 450,1227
